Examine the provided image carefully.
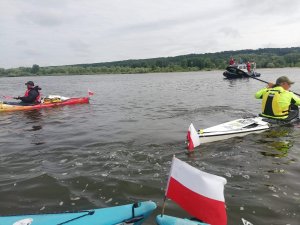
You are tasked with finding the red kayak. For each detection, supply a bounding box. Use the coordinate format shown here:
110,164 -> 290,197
0,97 -> 89,112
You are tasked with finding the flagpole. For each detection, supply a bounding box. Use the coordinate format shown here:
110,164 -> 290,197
161,196 -> 167,217
161,155 -> 176,217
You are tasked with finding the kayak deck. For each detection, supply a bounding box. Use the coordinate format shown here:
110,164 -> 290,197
156,215 -> 208,225
0,201 -> 156,225
198,117 -> 269,144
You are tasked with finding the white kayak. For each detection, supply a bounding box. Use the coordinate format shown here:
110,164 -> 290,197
186,116 -> 298,151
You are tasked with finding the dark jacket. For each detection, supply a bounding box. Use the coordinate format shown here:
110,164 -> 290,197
19,87 -> 41,104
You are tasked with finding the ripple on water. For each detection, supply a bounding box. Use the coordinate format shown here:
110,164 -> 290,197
0,71 -> 300,224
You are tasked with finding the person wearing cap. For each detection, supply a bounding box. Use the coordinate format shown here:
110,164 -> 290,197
255,76 -> 300,120
15,81 -> 41,105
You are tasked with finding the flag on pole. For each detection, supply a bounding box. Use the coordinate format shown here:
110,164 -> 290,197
88,89 -> 94,96
186,123 -> 200,151
165,157 -> 227,225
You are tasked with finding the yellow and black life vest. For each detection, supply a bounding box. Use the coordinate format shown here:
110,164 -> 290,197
261,89 -> 289,118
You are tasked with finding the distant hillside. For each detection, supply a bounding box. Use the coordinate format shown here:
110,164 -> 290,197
1,47 -> 300,77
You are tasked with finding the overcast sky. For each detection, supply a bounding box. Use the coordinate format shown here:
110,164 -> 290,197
1,0 -> 300,68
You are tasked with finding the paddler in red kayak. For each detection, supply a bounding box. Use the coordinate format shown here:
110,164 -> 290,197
15,81 -> 42,105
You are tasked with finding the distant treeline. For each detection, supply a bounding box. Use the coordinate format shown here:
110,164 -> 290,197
2,47 -> 300,77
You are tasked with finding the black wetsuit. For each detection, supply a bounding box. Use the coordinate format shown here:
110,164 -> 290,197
285,104 -> 299,121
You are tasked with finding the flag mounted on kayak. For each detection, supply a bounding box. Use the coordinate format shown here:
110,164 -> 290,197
186,123 -> 200,151
165,157 -> 227,225
88,89 -> 94,96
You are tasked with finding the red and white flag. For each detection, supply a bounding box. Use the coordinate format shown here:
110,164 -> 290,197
88,89 -> 94,96
186,123 -> 200,151
165,157 -> 227,225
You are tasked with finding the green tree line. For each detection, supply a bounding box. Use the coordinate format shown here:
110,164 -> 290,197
1,47 -> 300,77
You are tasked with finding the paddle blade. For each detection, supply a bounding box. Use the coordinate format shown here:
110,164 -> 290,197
186,123 -> 200,151
3,96 -> 14,100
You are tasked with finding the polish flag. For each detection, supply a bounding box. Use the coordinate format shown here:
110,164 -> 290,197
166,157 -> 227,225
186,123 -> 200,151
88,89 -> 94,96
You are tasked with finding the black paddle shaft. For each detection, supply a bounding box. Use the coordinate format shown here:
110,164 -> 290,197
248,74 -> 300,97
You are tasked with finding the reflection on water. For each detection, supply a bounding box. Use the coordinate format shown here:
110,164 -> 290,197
23,110 -> 45,145
258,127 -> 294,158
264,128 -> 290,138
32,125 -> 43,131
224,77 -> 251,88
24,110 -> 43,120
260,141 -> 293,158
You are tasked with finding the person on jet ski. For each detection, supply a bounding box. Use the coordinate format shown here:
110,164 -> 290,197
255,76 -> 300,121
15,81 -> 41,105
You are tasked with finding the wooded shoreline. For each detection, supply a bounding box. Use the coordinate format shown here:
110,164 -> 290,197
2,47 -> 300,77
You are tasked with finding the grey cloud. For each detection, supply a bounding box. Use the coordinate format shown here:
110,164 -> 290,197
16,0 -> 69,9
69,40 -> 91,54
235,0 -> 300,15
1,0 -> 300,68
261,42 -> 280,48
277,15 -> 300,26
15,40 -> 28,46
23,49 -> 41,56
115,7 -> 230,35
219,27 -> 240,38
17,11 -> 65,27
117,18 -> 182,33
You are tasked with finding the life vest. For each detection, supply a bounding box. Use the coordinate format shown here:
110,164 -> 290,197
24,89 -> 30,97
261,89 -> 289,118
24,88 -> 41,103
247,63 -> 251,72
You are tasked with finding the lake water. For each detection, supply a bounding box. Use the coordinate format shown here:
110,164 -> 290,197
0,68 -> 300,225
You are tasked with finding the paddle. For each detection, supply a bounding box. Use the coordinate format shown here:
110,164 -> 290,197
245,74 -> 300,97
2,96 -> 19,100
